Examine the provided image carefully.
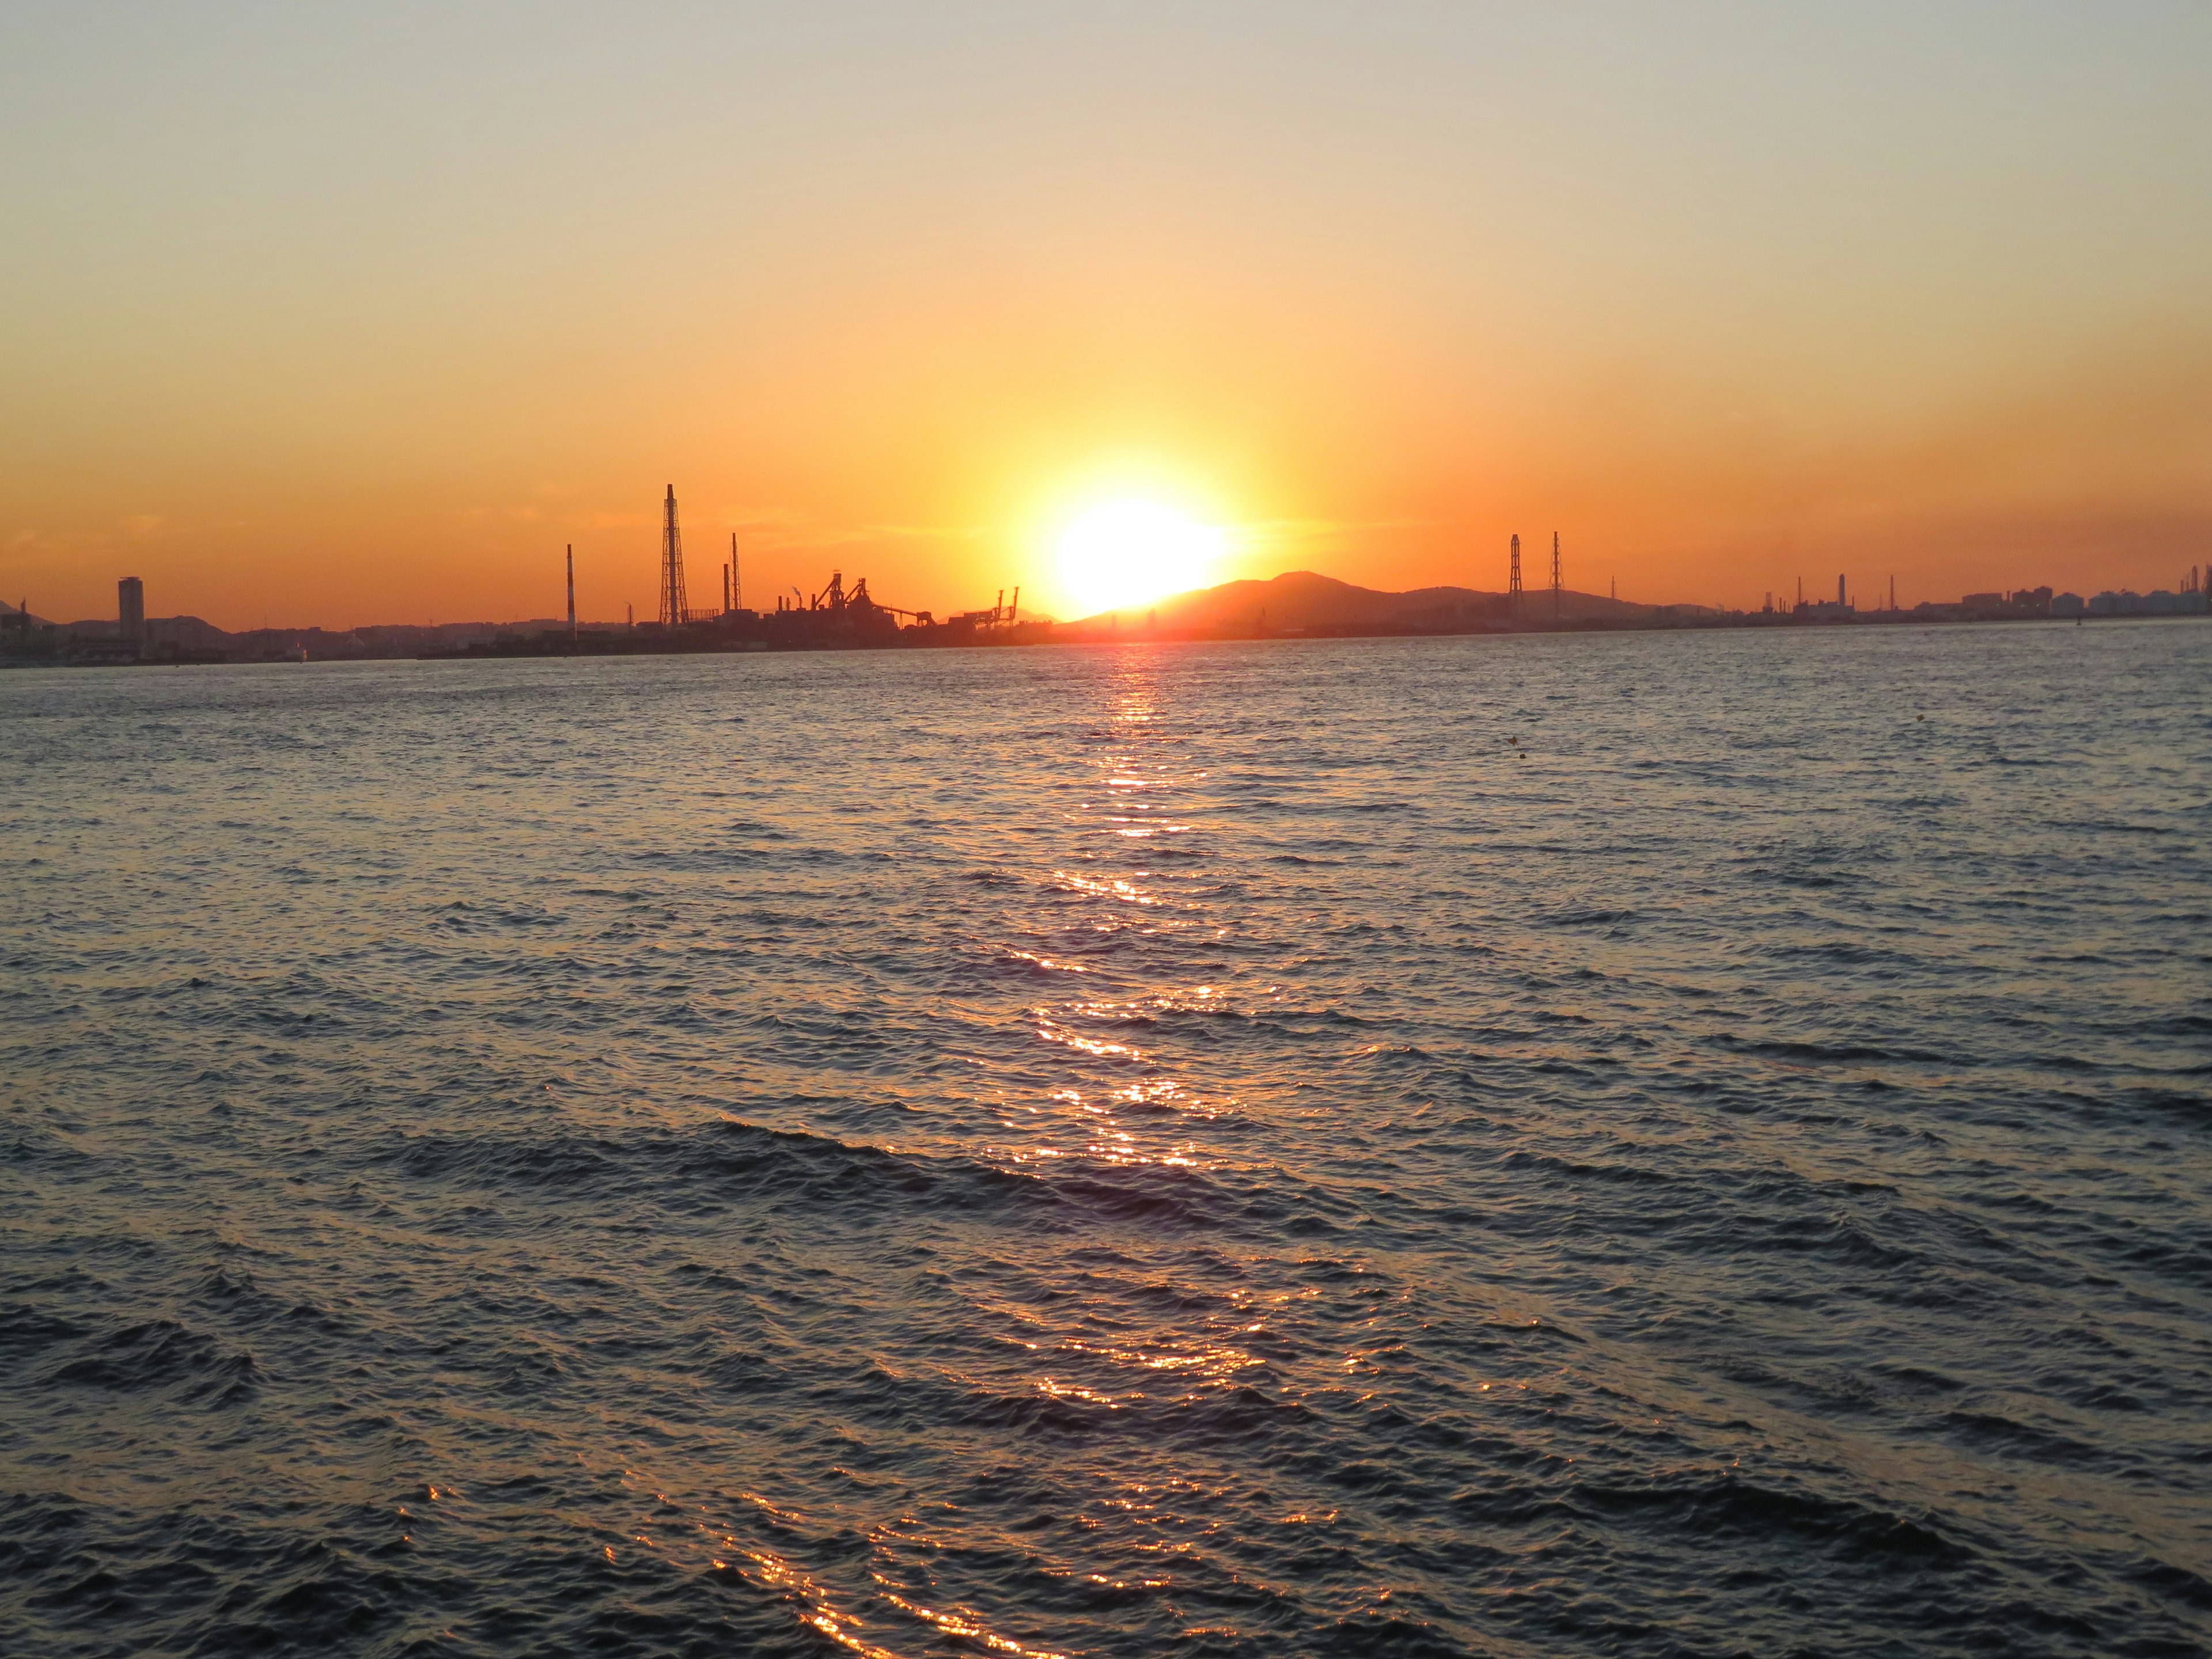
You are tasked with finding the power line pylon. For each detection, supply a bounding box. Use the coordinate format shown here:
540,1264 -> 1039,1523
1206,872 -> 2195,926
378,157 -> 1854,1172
1551,531 -> 1562,623
658,486 -> 688,627
1509,534 -> 1522,615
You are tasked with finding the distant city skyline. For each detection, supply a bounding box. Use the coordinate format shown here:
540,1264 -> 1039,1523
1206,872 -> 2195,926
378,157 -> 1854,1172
15,524 -> 2212,642
13,559 -> 2194,650
3,4 -> 2209,628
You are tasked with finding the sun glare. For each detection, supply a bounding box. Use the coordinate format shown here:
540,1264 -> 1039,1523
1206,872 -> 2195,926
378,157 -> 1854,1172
1056,499 -> 1226,616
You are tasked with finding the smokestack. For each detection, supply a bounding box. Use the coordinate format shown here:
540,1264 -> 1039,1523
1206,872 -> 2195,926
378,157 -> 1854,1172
1838,574 -> 1846,608
566,546 -> 576,641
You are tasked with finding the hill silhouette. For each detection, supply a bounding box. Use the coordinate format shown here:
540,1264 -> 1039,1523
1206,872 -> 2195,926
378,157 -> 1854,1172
1067,570 -> 1656,637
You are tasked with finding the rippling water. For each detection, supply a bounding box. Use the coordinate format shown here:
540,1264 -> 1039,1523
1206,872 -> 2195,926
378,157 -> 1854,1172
3,623 -> 2209,1658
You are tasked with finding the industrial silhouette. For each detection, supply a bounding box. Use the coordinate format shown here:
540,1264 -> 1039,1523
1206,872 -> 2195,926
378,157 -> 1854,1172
657,486 -> 690,627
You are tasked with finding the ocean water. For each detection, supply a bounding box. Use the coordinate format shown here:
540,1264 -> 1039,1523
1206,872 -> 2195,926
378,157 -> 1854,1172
2,622 -> 2208,1659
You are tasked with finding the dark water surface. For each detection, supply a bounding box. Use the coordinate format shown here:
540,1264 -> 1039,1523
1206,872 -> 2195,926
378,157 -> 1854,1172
3,624 -> 2208,1658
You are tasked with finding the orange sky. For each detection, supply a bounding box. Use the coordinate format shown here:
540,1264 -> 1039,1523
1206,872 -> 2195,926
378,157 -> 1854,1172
3,5 -> 2209,627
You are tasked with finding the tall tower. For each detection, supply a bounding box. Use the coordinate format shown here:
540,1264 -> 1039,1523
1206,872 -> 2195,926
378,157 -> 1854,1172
566,546 -> 576,641
1551,532 -> 1562,622
658,486 -> 688,627
730,531 -> 741,613
1509,534 -> 1522,611
118,576 -> 145,650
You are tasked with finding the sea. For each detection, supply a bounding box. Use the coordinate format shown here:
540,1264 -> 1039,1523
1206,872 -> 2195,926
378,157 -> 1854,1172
2,621 -> 2207,1659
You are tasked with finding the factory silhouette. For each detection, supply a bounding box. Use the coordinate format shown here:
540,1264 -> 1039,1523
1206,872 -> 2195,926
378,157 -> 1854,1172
3,484 -> 2206,666
575,484 -> 1042,654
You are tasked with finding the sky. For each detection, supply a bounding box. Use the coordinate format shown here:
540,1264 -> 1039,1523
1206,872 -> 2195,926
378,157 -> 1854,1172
3,1 -> 2209,627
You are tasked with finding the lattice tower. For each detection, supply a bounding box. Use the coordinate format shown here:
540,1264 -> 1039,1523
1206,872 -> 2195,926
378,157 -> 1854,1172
658,486 -> 689,627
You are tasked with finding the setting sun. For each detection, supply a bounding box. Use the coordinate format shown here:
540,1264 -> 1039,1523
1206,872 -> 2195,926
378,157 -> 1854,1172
1055,500 -> 1228,617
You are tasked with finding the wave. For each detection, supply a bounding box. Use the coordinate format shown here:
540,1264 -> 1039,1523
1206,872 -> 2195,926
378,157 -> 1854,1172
41,1319 -> 260,1408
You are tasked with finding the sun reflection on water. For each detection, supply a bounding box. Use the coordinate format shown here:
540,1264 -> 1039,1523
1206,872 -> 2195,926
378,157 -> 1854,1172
1049,871 -> 1161,907
873,1588 -> 1072,1659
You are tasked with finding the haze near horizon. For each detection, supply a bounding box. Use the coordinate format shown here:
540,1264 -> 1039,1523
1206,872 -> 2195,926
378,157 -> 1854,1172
3,2 -> 2209,628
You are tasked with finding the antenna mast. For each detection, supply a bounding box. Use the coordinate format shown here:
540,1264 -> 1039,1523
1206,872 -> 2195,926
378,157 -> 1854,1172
658,486 -> 689,627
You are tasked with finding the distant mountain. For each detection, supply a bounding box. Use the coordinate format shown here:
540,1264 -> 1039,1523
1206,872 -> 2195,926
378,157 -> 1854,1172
1069,570 -> 1654,635
143,615 -> 232,649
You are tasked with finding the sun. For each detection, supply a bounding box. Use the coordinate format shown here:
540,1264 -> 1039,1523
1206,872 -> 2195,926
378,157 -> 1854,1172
1056,499 -> 1226,616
